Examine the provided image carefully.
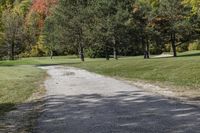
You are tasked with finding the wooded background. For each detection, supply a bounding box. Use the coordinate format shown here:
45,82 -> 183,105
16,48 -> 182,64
0,0 -> 200,61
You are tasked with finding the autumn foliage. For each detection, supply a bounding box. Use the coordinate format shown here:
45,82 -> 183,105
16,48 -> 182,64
31,0 -> 58,16
26,0 -> 58,28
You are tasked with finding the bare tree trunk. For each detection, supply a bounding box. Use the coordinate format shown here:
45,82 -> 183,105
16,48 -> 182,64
142,36 -> 148,59
113,37 -> 118,60
146,37 -> 150,59
10,43 -> 15,60
50,50 -> 53,59
171,32 -> 177,57
105,46 -> 110,60
76,48 -> 79,58
79,42 -> 84,62
113,47 -> 118,60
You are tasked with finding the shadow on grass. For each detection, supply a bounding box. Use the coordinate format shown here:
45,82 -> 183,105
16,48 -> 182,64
36,62 -> 81,67
34,91 -> 200,133
178,52 -> 200,57
0,99 -> 44,133
0,103 -> 16,116
0,62 -> 81,67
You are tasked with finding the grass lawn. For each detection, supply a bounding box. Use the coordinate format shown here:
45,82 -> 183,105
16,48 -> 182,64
0,56 -> 86,115
0,65 -> 46,115
0,51 -> 200,115
70,51 -> 200,96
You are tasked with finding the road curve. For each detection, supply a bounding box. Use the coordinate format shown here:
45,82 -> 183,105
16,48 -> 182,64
35,66 -> 200,133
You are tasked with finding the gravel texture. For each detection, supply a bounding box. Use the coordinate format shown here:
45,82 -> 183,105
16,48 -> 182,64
35,66 -> 200,133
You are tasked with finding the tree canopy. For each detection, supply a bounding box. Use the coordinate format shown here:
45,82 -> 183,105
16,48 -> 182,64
0,0 -> 200,60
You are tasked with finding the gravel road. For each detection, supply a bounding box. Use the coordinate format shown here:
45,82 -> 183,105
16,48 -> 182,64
35,66 -> 200,133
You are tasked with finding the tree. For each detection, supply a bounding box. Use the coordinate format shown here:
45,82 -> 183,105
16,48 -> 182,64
90,0 -> 134,60
2,9 -> 24,60
22,0 -> 58,57
155,0 -> 192,57
44,16 -> 57,59
183,0 -> 200,14
130,0 -> 160,59
44,0 -> 91,61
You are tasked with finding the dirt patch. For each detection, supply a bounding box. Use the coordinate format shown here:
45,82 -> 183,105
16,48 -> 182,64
63,71 -> 75,76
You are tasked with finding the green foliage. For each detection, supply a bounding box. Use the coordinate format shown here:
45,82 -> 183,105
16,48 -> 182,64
176,43 -> 189,52
1,8 -> 25,59
183,0 -> 200,14
85,48 -> 97,58
188,40 -> 200,51
14,0 -> 32,16
1,0 -> 200,59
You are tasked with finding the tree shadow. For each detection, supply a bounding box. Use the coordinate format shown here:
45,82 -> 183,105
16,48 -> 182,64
178,52 -> 200,57
0,62 -> 81,67
35,62 -> 80,67
34,91 -> 200,133
0,103 -> 16,116
0,100 -> 44,133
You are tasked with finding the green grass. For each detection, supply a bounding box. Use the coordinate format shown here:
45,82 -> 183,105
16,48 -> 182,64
0,56 -> 100,115
0,56 -> 80,66
0,66 -> 46,115
70,51 -> 200,89
0,51 -> 200,115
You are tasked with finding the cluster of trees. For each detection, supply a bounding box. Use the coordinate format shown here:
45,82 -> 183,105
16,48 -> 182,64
0,0 -> 57,60
1,0 -> 200,61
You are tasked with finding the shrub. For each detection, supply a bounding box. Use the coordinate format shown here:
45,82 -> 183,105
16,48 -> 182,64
188,40 -> 200,51
176,43 -> 189,52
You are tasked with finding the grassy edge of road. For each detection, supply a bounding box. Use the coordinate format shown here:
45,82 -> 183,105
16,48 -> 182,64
69,52 -> 200,100
0,65 -> 46,116
0,50 -> 200,116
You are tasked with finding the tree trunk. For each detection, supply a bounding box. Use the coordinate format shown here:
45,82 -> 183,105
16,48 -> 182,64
142,36 -> 149,59
171,32 -> 177,57
105,46 -> 110,60
145,37 -> 150,59
50,50 -> 53,59
113,37 -> 118,60
76,48 -> 79,58
113,46 -> 118,60
79,43 -> 84,62
10,43 -> 15,60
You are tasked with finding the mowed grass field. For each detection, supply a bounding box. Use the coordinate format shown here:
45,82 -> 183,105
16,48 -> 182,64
0,66 -> 46,115
72,51 -> 200,89
0,51 -> 200,115
0,56 -> 82,115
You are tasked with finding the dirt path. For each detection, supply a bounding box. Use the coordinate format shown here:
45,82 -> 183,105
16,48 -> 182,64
35,66 -> 200,133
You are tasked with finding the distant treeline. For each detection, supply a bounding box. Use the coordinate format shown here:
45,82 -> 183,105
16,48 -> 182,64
0,0 -> 200,60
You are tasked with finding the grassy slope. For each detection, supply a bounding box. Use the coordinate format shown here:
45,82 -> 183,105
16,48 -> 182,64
0,66 -> 46,115
0,51 -> 200,115
0,56 -> 80,66
0,56 -> 83,115
71,51 -> 200,89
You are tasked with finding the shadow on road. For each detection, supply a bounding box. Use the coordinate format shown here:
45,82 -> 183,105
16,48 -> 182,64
0,100 -> 44,133
35,90 -> 200,133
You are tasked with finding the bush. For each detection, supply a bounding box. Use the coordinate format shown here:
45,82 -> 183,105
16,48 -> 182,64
176,43 -> 189,52
163,44 -> 171,52
150,43 -> 163,55
188,40 -> 200,51
85,48 -> 96,58
85,46 -> 108,58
